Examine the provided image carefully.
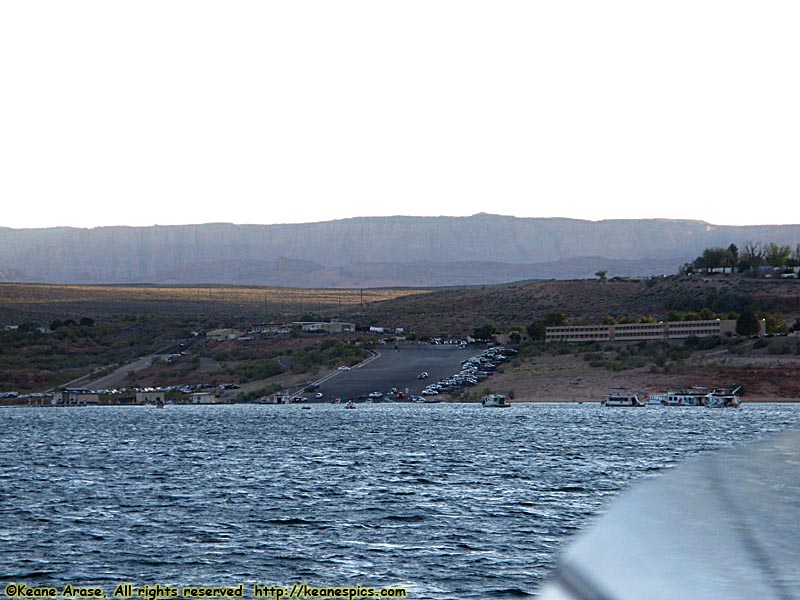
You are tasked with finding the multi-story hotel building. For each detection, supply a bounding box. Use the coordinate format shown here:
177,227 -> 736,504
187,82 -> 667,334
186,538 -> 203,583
544,319 -> 755,343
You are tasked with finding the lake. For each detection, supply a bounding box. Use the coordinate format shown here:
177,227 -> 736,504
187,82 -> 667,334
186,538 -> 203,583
2,402 -> 799,599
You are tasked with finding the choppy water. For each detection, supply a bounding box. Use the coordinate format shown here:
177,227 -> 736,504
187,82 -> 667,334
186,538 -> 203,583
2,403 -> 800,599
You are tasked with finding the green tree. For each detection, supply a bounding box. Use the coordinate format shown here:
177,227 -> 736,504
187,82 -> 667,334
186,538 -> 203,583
789,244 -> 800,268
473,323 -> 498,341
544,311 -> 569,327
762,313 -> 788,334
727,244 -> 739,269
527,321 -> 546,340
526,311 -> 569,340
595,270 -> 607,281
736,311 -> 761,337
739,241 -> 765,272
765,243 -> 791,267
698,307 -> 716,320
693,247 -> 730,270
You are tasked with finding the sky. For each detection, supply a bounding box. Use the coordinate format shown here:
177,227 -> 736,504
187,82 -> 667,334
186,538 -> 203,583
2,1 -> 799,229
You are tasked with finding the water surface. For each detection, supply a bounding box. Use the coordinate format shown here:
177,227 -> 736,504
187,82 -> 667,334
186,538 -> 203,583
2,402 -> 799,598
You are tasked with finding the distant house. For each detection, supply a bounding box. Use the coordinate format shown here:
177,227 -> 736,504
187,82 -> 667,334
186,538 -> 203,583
259,390 -> 290,404
58,388 -> 103,406
249,323 -> 286,334
293,321 -> 355,333
136,390 -> 166,405
206,328 -> 244,341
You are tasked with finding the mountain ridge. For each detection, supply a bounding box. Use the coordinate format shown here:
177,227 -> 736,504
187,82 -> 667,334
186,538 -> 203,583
1,214 -> 799,287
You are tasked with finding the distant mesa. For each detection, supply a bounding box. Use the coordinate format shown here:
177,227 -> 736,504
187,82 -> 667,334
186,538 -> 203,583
0,268 -> 28,282
1,215 -> 799,287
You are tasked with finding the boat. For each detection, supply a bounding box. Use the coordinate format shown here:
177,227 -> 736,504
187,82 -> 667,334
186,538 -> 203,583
704,386 -> 742,408
482,394 -> 511,408
645,394 -> 666,406
344,400 -> 356,409
601,388 -> 644,407
647,386 -> 740,407
647,387 -> 706,406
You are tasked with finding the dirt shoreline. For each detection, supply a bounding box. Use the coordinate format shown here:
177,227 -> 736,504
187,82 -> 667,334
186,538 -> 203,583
507,396 -> 799,403
479,349 -> 800,404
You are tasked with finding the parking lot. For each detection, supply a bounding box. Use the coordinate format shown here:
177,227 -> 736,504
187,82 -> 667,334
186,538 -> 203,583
313,344 -> 473,401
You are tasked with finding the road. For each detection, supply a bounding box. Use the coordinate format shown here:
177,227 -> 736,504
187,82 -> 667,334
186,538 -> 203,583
308,344 -> 473,401
82,355 -> 156,390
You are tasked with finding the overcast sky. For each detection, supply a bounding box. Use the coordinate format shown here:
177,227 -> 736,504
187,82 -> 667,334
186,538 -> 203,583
2,1 -> 798,229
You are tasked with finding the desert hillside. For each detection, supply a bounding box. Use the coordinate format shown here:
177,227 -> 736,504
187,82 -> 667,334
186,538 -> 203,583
339,274 -> 800,335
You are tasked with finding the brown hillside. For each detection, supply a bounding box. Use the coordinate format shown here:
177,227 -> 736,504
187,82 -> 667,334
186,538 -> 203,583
339,274 -> 800,335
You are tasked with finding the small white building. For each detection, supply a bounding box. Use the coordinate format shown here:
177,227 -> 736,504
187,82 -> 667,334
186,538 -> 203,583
190,392 -> 222,404
259,390 -> 290,404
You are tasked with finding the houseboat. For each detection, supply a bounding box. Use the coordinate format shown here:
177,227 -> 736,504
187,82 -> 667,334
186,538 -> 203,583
602,388 -> 644,407
648,386 -> 741,408
647,387 -> 707,407
482,394 -> 511,408
704,387 -> 742,408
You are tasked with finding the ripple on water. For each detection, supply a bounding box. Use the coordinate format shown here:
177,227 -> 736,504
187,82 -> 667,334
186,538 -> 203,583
1,402 -> 799,598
